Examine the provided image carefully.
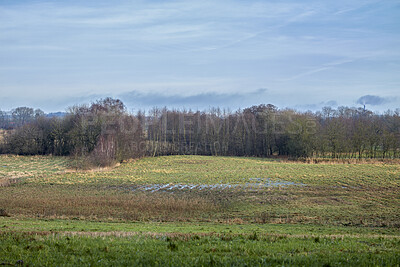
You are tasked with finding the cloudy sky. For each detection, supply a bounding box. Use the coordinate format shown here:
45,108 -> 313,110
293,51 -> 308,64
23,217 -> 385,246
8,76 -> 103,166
0,0 -> 399,112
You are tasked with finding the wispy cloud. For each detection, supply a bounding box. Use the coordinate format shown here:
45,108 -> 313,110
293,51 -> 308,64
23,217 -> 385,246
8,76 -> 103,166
119,88 -> 269,110
0,0 -> 399,112
333,1 -> 377,15
282,58 -> 356,81
283,67 -> 330,81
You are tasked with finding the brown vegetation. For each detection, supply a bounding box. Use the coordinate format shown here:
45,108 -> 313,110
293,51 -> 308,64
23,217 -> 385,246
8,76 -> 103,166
285,157 -> 400,165
0,208 -> 9,217
0,186 -> 218,221
0,177 -> 21,187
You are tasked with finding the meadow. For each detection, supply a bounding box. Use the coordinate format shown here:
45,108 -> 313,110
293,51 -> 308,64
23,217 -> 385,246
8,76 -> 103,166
1,155 -> 400,265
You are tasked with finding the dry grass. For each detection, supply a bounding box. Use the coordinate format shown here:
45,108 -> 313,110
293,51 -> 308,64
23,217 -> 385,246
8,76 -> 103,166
2,230 -> 399,241
0,186 -> 218,221
0,177 -> 21,187
285,157 -> 400,165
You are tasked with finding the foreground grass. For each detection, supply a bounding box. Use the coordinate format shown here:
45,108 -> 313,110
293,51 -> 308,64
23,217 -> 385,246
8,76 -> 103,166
1,218 -> 398,266
1,218 -> 400,266
1,217 -> 400,236
1,228 -> 399,266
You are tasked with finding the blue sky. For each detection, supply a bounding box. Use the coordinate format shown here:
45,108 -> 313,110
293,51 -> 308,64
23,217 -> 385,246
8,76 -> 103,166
0,0 -> 399,112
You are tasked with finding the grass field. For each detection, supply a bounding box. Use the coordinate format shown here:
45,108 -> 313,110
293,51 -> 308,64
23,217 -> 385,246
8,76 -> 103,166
1,155 -> 400,265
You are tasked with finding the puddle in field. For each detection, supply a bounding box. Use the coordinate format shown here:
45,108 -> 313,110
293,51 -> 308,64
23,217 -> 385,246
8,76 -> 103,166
130,178 -> 304,192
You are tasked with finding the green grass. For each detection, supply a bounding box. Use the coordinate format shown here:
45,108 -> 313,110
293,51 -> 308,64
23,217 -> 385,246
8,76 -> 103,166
1,217 -> 399,236
1,230 -> 399,266
1,155 -> 400,265
2,154 -> 398,188
21,155 -> 400,187
0,155 -> 69,183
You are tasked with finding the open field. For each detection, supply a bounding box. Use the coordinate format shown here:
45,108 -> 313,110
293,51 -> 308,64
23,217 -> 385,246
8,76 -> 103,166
1,155 -> 400,265
1,155 -> 399,225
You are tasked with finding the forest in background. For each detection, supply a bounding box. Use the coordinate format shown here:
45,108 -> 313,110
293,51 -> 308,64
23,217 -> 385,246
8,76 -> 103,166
1,98 -> 400,167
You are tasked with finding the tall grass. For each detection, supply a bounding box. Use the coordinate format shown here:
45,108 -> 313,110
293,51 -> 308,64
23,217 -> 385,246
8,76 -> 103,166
1,186 -> 218,221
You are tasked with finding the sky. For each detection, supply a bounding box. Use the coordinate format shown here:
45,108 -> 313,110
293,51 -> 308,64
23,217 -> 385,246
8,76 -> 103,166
0,0 -> 399,113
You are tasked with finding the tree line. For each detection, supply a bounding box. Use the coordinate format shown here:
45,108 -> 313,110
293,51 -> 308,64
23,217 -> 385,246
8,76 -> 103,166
0,107 -> 45,129
0,98 -> 144,167
1,98 -> 399,167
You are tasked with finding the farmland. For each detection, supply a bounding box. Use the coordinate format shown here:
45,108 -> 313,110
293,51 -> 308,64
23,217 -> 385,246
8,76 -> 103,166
1,155 -> 400,265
